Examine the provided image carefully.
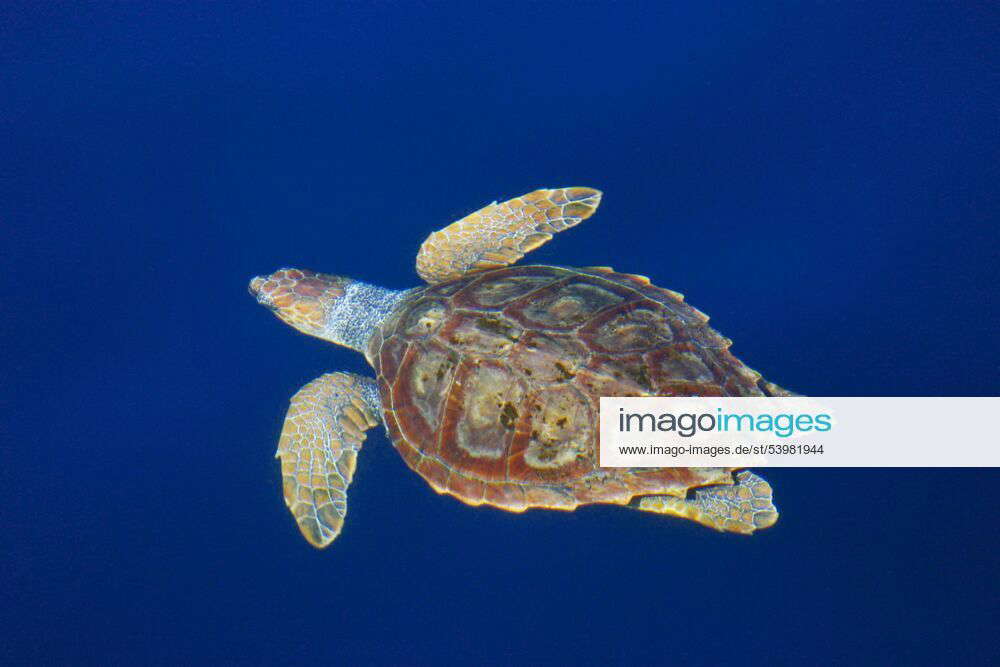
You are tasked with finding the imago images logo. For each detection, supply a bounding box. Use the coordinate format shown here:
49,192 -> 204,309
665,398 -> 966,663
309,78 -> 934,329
599,397 -> 1000,467
616,406 -> 833,438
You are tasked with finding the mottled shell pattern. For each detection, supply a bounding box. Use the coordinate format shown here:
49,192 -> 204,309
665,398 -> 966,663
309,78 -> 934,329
368,264 -> 783,512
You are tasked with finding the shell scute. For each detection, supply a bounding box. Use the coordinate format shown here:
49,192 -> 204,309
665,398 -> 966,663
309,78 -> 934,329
521,485 -> 578,510
441,312 -> 523,357
646,346 -> 717,385
445,474 -> 488,505
521,384 -> 594,473
463,276 -> 551,307
508,331 -> 589,383
580,301 -> 674,354
415,455 -> 453,491
399,298 -> 449,338
433,359 -> 521,482
456,267 -> 560,308
377,335 -> 409,379
400,341 -> 459,429
510,279 -> 627,330
483,482 -> 528,511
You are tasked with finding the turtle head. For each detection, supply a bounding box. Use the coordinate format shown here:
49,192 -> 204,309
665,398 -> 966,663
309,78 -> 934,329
250,268 -> 409,356
249,268 -> 351,341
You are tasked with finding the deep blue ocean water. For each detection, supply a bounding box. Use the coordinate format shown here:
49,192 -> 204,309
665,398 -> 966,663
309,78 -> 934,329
3,2 -> 998,665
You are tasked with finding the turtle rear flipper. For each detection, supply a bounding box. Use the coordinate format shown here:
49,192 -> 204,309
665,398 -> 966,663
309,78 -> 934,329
634,471 -> 779,534
415,187 -> 602,284
277,372 -> 381,548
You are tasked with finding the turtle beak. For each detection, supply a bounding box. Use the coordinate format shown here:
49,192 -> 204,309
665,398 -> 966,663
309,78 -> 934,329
248,275 -> 273,308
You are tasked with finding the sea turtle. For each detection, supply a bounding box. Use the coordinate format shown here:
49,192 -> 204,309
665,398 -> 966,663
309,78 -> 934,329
250,187 -> 787,548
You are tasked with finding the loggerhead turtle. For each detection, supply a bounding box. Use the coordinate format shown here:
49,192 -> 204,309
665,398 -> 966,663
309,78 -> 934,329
250,187 -> 787,548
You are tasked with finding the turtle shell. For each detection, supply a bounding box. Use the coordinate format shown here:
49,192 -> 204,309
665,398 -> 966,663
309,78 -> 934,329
368,265 -> 782,511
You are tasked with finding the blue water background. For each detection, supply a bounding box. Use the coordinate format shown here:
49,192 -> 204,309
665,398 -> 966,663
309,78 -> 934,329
3,3 -> 998,664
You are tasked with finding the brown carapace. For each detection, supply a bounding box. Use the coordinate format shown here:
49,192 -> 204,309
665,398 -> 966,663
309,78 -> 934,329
251,188 -> 786,548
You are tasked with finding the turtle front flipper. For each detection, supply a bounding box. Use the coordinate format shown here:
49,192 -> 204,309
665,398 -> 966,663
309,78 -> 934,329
633,471 -> 779,535
415,187 -> 602,284
276,372 -> 381,548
